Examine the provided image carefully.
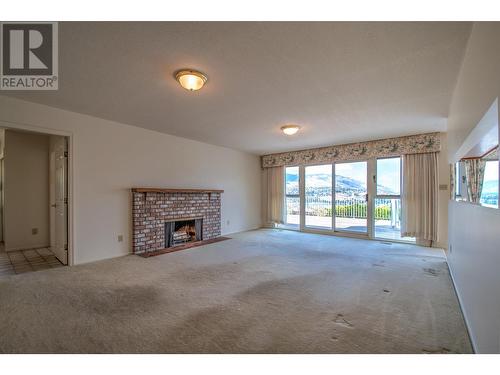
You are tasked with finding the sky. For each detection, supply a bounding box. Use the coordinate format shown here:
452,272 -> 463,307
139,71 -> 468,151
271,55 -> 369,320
484,160 -> 499,182
335,162 -> 367,186
376,158 -> 400,194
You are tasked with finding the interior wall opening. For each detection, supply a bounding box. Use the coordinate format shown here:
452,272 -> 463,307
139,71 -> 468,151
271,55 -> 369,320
0,127 -> 70,276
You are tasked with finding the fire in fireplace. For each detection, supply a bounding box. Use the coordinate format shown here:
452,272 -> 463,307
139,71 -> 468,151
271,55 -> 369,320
165,218 -> 203,248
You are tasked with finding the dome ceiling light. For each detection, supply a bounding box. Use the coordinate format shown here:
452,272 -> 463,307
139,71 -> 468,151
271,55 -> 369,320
281,124 -> 301,136
175,69 -> 208,91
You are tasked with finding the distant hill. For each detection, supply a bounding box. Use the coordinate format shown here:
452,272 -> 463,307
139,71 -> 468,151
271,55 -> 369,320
336,175 -> 365,192
287,172 -> 397,195
376,183 -> 397,195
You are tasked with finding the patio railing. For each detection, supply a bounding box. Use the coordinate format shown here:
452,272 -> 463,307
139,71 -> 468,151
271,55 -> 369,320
287,196 -> 398,221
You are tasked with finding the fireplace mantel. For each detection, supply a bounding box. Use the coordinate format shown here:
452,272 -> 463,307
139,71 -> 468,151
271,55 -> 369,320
131,187 -> 224,194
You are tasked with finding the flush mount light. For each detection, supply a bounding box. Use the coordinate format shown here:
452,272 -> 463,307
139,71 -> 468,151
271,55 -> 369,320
175,69 -> 207,91
281,124 -> 301,135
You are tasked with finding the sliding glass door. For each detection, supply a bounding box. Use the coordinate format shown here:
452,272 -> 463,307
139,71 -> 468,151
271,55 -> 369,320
334,161 -> 368,234
283,157 -> 413,243
305,164 -> 332,229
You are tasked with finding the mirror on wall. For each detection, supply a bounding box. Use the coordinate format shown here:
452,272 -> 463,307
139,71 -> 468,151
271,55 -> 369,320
451,99 -> 499,209
453,147 -> 499,208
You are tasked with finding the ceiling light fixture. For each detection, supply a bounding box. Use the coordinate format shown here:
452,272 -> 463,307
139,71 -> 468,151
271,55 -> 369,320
175,69 -> 207,91
281,124 -> 300,136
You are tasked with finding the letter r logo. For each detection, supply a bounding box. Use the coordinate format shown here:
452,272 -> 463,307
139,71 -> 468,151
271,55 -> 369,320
1,23 -> 54,75
1,22 -> 58,90
9,29 -> 48,69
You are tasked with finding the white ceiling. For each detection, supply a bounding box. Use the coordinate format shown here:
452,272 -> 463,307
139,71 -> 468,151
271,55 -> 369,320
2,22 -> 472,155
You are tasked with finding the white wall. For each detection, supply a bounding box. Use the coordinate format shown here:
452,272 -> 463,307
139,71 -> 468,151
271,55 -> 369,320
4,130 -> 50,251
446,22 -> 500,353
0,128 -> 4,242
0,128 -> 4,158
0,96 -> 262,265
436,132 -> 449,249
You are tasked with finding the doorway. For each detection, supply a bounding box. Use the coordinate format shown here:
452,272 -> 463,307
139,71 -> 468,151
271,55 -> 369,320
0,127 -> 70,276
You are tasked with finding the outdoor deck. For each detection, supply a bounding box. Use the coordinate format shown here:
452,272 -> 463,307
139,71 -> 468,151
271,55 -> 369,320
285,215 -> 413,241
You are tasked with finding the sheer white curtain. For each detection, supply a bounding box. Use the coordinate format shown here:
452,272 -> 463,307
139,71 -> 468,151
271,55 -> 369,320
265,166 -> 285,225
401,152 -> 438,246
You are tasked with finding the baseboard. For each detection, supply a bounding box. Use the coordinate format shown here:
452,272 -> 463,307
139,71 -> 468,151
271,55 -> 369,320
222,225 -> 263,236
445,258 -> 479,353
433,241 -> 447,250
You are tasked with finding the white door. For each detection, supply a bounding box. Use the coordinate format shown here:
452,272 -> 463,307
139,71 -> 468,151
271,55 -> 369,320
49,135 -> 68,264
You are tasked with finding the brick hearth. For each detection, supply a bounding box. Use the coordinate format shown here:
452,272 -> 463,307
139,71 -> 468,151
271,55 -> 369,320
131,188 -> 223,254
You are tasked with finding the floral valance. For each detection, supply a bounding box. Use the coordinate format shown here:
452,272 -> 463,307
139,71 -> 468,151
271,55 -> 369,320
261,132 -> 441,168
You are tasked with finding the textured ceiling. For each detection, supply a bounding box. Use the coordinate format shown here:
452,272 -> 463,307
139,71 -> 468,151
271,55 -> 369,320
2,22 -> 472,155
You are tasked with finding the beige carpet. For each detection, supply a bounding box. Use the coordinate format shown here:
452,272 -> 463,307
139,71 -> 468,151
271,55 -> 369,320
0,229 -> 472,353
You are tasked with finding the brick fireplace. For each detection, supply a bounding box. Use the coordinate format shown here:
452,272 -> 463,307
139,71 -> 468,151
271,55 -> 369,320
132,188 -> 223,254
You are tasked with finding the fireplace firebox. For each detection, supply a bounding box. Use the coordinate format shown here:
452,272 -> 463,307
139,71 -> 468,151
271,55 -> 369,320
165,218 -> 203,248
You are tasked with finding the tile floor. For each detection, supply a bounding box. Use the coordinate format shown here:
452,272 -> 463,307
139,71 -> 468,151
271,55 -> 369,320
0,246 -> 64,277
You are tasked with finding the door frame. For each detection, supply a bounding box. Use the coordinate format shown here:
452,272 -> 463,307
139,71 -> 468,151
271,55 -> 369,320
0,120 -> 74,266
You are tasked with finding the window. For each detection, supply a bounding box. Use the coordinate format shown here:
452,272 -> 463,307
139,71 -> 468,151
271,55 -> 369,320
281,157 -> 415,243
285,166 -> 300,226
305,164 -> 332,228
480,160 -> 499,208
